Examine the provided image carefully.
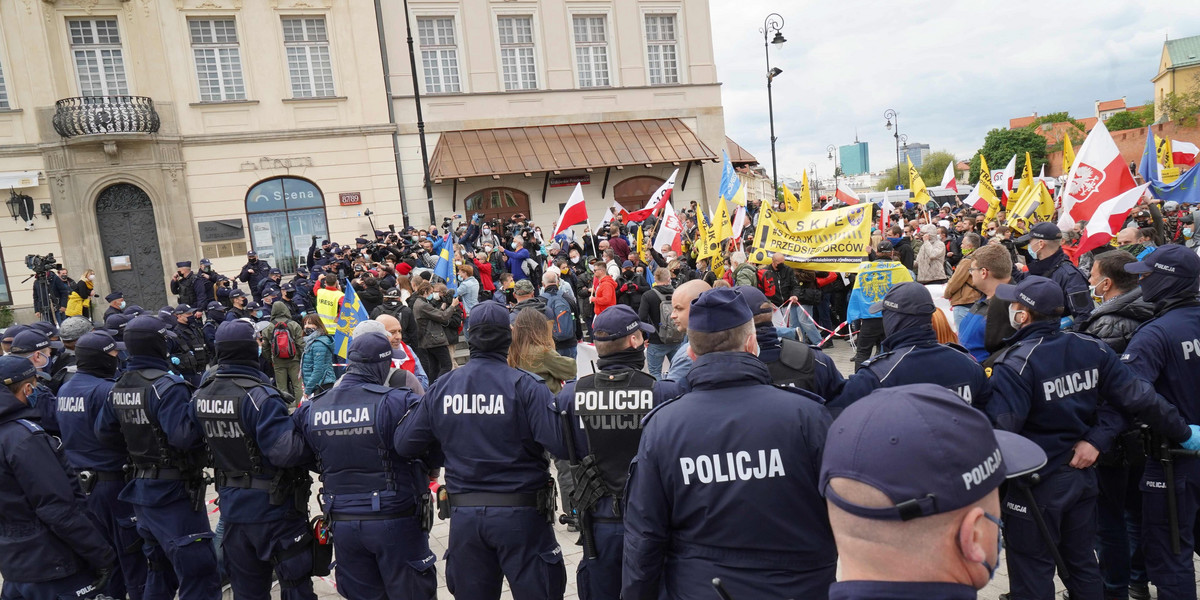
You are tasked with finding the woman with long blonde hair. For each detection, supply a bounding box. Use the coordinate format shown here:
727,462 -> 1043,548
66,268 -> 96,319
508,308 -> 576,394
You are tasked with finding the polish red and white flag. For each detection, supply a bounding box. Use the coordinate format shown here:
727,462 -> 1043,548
1074,183 -> 1151,256
940,161 -> 958,193
835,182 -> 861,205
551,183 -> 588,238
653,201 -> 684,253
1058,120 -> 1138,231
1173,139 -> 1199,167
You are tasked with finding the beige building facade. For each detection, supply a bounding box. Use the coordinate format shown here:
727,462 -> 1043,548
380,0 -> 726,232
0,0 -> 401,318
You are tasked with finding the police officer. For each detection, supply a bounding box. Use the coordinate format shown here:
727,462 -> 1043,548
393,300 -> 567,600
225,289 -> 251,321
172,305 -> 207,385
190,320 -> 315,600
170,261 -> 201,307
94,316 -> 220,600
104,291 -> 127,321
9,330 -> 61,435
985,275 -> 1200,600
0,354 -> 116,600
623,288 -> 837,600
1120,245 -> 1200,600
202,301 -> 225,353
55,331 -> 148,600
1017,222 -> 1093,321
821,384 -> 1047,600
733,285 -> 844,399
829,282 -> 990,414
552,305 -> 681,600
294,332 -> 437,598
239,250 -> 272,302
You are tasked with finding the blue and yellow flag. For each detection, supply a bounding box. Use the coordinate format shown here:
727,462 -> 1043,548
718,150 -> 747,207
434,231 -> 458,291
332,283 -> 369,358
846,261 -> 914,322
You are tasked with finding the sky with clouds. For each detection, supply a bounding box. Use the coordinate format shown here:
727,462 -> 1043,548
709,1 -> 1200,182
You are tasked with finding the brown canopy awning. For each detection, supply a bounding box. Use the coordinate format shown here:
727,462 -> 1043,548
429,118 -> 718,182
725,136 -> 758,165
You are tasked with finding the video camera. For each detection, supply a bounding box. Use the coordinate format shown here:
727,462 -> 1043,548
25,253 -> 60,276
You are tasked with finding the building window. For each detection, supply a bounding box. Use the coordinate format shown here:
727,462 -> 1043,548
0,240 -> 11,306
573,15 -> 610,88
417,17 -> 461,94
245,177 -> 330,273
645,14 -> 679,85
464,187 -> 530,222
0,58 -> 8,109
497,16 -> 537,91
68,18 -> 129,96
614,176 -> 666,212
281,17 -> 335,98
189,19 -> 246,102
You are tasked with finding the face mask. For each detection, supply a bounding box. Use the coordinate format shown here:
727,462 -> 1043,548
484,246 -> 493,253
511,241 -> 518,250
482,228 -> 490,235
980,512 -> 1004,581
428,294 -> 438,301
118,300 -> 127,309
87,274 -> 94,281
1008,304 -> 1024,330
304,327 -> 317,335
1026,242 -> 1040,260
1186,227 -> 1194,239
1089,277 -> 1109,304
570,256 -> 580,263
560,268 -> 569,275
962,246 -> 975,256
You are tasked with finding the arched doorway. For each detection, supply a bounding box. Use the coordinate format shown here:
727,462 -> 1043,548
463,187 -> 531,222
96,183 -> 167,309
613,176 -> 666,212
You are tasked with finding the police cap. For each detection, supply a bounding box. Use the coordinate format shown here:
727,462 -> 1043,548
176,261 -> 192,268
348,332 -> 392,364
29,321 -> 58,339
1015,222 -> 1063,244
732,285 -> 773,315
10,331 -> 50,354
994,275 -> 1064,315
592,304 -> 655,341
688,288 -> 752,334
821,383 -> 1046,521
0,355 -> 37,386
1124,244 -> 1200,280
868,281 -> 936,316
76,331 -> 118,355
2,324 -> 28,343
105,291 -> 124,302
215,319 -> 256,344
228,289 -> 246,300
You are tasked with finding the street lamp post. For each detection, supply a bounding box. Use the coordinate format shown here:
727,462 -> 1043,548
762,13 -> 786,207
808,162 -> 818,207
884,109 -> 901,192
826,144 -> 839,199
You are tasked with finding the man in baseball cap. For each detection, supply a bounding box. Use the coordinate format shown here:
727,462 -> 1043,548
1016,222 -> 1093,321
821,384 -> 1046,597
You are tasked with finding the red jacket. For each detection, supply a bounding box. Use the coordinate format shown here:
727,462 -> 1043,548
593,275 -> 617,315
473,258 -> 495,292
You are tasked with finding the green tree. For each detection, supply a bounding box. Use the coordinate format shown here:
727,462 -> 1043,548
1027,111 -> 1086,132
1104,103 -> 1155,132
968,128 -> 1048,184
873,151 -> 955,191
1160,76 -> 1200,127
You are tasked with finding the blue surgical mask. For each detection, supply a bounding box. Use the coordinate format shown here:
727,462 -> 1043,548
511,241 -> 518,250
980,512 -> 1004,581
1026,243 -> 1039,260
118,300 -> 127,309
1185,227 -> 1194,239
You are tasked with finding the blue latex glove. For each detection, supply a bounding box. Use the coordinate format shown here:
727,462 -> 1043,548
1059,316 -> 1075,330
170,356 -> 181,366
1182,425 -> 1200,451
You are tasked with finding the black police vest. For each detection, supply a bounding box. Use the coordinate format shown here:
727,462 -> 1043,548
192,374 -> 266,481
110,369 -> 180,470
185,324 -> 209,366
306,384 -> 398,498
178,275 -> 197,305
573,368 -> 657,495
766,338 -> 816,391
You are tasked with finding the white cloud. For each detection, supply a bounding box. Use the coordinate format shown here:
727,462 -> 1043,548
711,0 -> 1200,181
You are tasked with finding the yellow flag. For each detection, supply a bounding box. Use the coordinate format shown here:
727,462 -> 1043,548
979,155 -> 1000,228
697,208 -> 721,261
715,197 -> 734,241
907,157 -> 930,206
1156,135 -> 1175,169
1020,152 -> 1034,192
781,183 -> 799,213
636,223 -> 645,262
1062,134 -> 1076,175
800,171 -> 813,213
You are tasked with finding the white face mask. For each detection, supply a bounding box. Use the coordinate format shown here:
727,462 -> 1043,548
1008,304 -> 1024,330
1089,277 -> 1109,304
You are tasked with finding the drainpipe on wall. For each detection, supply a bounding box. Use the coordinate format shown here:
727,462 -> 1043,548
374,0 -> 410,228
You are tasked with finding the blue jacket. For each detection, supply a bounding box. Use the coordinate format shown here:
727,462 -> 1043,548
1123,301 -> 1200,426
94,356 -> 206,507
622,352 -> 835,599
189,364 -> 312,523
958,297 -> 989,362
986,320 -> 1190,476
503,248 -> 531,281
392,353 -> 564,494
301,333 -> 337,392
0,387 -> 115,583
55,372 -> 126,472
830,326 -> 990,414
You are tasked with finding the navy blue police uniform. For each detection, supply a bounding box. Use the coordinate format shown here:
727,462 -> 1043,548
552,305 -> 682,600
294,332 -> 438,599
104,292 -> 126,322
0,355 -> 116,600
93,316 -> 221,600
1120,245 -> 1200,600
190,320 -> 316,600
821,384 -> 1049,600
9,331 -> 61,436
985,276 -> 1197,600
239,252 -> 272,302
1018,223 -> 1094,321
393,300 -> 568,600
829,282 -> 991,415
55,332 -> 148,600
623,289 -> 837,600
733,286 -> 845,399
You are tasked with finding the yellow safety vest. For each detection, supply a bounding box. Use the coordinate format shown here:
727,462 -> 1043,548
316,288 -> 344,330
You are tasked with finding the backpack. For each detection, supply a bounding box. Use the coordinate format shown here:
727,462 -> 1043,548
652,288 -> 685,344
272,321 -> 297,359
543,293 -> 576,342
757,267 -> 780,300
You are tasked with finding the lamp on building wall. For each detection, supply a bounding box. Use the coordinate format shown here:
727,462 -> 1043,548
40,203 -> 53,219
761,13 -> 786,206
7,189 -> 33,221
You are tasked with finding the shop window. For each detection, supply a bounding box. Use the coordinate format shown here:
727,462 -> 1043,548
613,176 -> 666,212
463,187 -> 531,222
245,176 -> 329,273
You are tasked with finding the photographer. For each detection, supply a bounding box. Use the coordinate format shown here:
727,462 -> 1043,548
503,238 -> 532,282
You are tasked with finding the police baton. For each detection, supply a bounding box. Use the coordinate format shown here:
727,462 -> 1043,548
1016,473 -> 1070,585
711,578 -> 735,600
1143,426 -> 1200,554
558,409 -> 599,560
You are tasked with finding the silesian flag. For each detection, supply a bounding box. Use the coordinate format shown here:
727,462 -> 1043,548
1075,184 -> 1151,256
908,157 -> 931,206
835,181 -> 860,205
800,171 -> 814,212
653,201 -> 684,253
551,183 -> 588,237
332,284 -> 370,358
1062,134 -> 1076,176
1060,120 -> 1137,231
965,155 -> 999,212
940,160 -> 958,193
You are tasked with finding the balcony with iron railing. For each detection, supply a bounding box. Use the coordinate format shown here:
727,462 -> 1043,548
52,96 -> 160,138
